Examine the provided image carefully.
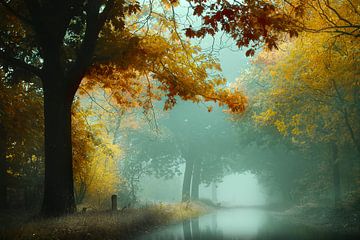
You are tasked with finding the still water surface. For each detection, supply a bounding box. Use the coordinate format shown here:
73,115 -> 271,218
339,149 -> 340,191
137,208 -> 355,240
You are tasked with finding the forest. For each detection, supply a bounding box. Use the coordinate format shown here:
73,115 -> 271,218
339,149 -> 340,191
0,0 -> 359,239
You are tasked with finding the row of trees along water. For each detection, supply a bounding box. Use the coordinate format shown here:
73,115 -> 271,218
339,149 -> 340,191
0,0 -> 359,216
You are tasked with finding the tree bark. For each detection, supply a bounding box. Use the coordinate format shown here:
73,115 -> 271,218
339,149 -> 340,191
182,158 -> 194,202
1,1 -> 111,216
0,123 -> 8,209
40,77 -> 76,216
191,160 -> 201,201
332,143 -> 341,206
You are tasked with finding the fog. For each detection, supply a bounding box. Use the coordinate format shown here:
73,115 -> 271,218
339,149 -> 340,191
201,173 -> 266,207
1,1 -> 359,239
139,172 -> 266,207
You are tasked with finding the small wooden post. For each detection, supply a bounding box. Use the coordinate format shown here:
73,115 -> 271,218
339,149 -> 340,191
111,194 -> 117,211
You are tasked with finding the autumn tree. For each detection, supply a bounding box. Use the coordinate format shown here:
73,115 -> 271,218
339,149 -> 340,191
236,11 -> 359,204
0,0 -> 302,216
233,0 -> 359,203
229,77 -> 307,204
72,101 -> 121,207
282,0 -> 360,37
0,78 -> 43,209
0,79 -> 122,209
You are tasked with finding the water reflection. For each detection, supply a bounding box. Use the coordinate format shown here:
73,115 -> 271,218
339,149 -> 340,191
183,220 -> 191,240
136,208 -> 355,240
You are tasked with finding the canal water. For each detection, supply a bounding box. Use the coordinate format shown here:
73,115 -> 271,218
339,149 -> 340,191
137,208 -> 355,240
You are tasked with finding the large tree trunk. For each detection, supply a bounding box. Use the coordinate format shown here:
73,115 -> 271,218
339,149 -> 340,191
0,123 -> 7,209
182,158 -> 194,202
191,160 -> 201,201
40,78 -> 76,216
332,143 -> 341,206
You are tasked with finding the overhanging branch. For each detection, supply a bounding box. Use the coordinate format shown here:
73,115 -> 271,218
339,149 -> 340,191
0,51 -> 43,78
67,0 -> 116,99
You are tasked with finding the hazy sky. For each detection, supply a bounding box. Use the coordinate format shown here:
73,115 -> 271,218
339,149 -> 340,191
200,173 -> 266,206
218,47 -> 250,83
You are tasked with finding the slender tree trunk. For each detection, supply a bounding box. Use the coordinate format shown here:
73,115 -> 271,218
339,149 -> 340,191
191,160 -> 201,201
342,107 -> 360,155
211,182 -> 217,203
75,180 -> 87,205
0,123 -> 7,209
40,78 -> 76,216
332,143 -> 341,206
182,158 -> 194,202
129,177 -> 137,203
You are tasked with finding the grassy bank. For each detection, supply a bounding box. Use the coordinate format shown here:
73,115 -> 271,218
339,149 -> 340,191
277,203 -> 360,235
0,202 -> 207,240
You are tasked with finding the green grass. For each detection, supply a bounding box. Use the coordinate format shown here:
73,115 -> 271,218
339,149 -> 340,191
0,203 -> 207,240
